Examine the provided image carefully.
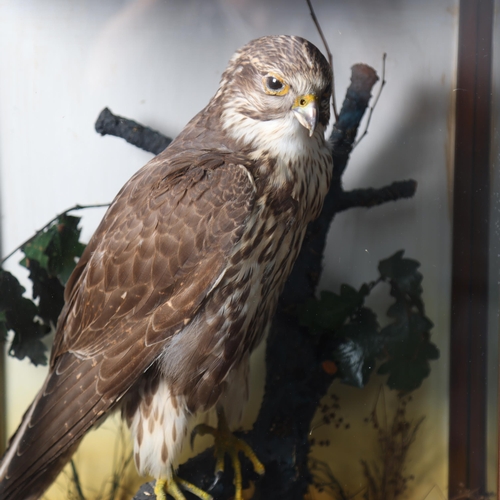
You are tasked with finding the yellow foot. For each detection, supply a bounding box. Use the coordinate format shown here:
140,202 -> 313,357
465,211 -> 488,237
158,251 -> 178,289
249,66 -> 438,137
191,411 -> 265,500
154,474 -> 213,500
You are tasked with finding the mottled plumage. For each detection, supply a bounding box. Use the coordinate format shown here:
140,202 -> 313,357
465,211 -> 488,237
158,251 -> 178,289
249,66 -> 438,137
0,35 -> 332,499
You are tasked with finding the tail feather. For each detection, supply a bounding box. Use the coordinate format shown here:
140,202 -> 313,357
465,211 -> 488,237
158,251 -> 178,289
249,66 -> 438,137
0,389 -> 76,500
0,353 -> 111,500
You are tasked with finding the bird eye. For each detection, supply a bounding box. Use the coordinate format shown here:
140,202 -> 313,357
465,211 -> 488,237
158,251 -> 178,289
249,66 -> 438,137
263,74 -> 290,96
267,77 -> 284,91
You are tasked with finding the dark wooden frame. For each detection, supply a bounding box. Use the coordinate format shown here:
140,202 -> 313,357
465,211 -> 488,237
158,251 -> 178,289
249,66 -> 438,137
449,0 -> 495,496
0,342 -> 4,453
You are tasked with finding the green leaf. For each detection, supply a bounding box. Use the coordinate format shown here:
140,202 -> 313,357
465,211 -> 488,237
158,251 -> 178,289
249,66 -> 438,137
377,358 -> 431,392
45,214 -> 86,284
409,313 -> 434,335
378,250 -> 423,297
9,335 -> 48,366
0,310 -> 8,340
26,259 -> 65,326
386,297 -> 406,319
422,341 -> 440,360
333,307 -> 381,388
299,284 -> 369,333
0,269 -> 49,365
20,228 -> 55,269
20,227 -> 57,271
377,281 -> 438,391
20,214 -> 86,284
312,251 -> 440,393
3,214 -> 86,366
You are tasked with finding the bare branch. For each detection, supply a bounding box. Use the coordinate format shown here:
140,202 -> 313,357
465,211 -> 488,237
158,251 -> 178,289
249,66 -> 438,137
305,0 -> 338,121
337,180 -> 417,212
353,53 -> 387,148
95,108 -> 172,155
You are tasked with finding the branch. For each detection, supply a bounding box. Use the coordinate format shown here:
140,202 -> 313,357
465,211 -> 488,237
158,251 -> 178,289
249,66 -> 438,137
330,63 -> 380,179
279,63 -> 384,308
95,108 -> 172,155
305,0 -> 338,121
100,62 -> 418,500
337,180 -> 417,212
353,53 -> 387,149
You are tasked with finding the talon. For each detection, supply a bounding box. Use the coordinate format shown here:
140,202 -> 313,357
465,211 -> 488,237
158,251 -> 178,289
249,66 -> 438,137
234,439 -> 265,476
207,470 -> 223,491
201,409 -> 265,500
154,478 -> 168,500
176,475 -> 213,500
154,473 -> 213,500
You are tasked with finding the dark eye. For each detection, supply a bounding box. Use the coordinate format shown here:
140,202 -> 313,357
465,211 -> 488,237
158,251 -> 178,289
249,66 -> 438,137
262,74 -> 290,96
266,76 -> 284,91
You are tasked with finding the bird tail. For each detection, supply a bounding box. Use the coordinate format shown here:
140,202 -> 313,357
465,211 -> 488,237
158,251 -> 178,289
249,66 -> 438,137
0,382 -> 82,500
0,336 -> 140,500
0,351 -> 111,500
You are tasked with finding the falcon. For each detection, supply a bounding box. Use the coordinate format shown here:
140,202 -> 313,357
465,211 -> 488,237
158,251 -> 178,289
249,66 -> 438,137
0,35 -> 332,500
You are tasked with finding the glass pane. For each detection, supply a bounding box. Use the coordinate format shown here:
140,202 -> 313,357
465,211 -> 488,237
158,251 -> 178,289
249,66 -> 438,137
0,2 -> 480,500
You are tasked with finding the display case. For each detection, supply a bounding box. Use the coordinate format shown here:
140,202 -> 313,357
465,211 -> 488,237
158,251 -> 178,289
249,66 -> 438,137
0,1 -> 497,499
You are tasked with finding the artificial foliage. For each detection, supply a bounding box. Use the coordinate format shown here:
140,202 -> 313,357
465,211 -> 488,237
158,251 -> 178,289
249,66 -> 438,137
300,250 -> 438,392
0,214 -> 85,365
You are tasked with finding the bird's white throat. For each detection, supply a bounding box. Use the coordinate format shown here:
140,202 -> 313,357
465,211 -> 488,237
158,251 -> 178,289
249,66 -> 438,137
222,107 -> 328,189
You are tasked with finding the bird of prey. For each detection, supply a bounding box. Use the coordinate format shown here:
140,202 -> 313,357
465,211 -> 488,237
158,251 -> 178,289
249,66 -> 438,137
0,35 -> 332,500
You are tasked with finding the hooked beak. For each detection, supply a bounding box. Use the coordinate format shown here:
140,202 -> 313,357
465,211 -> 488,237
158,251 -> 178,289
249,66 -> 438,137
292,94 -> 319,137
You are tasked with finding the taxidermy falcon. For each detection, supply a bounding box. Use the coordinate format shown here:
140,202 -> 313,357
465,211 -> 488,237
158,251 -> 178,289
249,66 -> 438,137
0,35 -> 332,500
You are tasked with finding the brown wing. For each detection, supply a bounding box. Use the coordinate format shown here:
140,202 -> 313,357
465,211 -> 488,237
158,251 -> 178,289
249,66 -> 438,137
0,149 -> 256,500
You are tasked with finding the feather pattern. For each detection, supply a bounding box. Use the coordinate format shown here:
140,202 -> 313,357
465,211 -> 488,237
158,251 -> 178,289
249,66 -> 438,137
0,35 -> 332,499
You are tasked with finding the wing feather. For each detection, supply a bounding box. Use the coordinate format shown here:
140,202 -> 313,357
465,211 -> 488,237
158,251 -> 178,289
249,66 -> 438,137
0,150 -> 256,500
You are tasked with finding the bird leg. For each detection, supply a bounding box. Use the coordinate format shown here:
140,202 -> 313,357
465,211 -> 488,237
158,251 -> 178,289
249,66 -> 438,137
191,409 -> 265,500
154,472 -> 213,500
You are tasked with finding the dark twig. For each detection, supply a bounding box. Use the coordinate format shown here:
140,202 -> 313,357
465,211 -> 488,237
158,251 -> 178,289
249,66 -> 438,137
69,460 -> 86,500
305,0 -> 338,121
308,458 -> 350,500
353,53 -> 387,148
0,204 -> 109,266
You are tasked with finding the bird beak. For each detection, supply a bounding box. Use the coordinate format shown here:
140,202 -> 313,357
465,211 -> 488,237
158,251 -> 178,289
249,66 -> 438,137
292,94 -> 319,137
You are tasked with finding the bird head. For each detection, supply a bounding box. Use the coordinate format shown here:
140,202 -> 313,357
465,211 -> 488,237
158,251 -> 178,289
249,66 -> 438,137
216,35 -> 332,154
